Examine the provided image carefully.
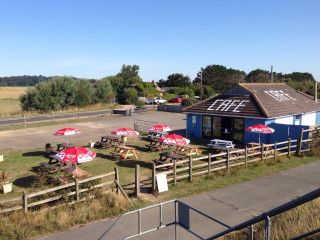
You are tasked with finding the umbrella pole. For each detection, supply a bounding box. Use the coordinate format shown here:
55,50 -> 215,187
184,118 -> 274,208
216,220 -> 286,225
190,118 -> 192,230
259,133 -> 260,144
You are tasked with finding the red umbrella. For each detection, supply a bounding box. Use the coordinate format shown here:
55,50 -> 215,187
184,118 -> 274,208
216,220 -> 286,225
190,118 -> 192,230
53,128 -> 81,145
111,128 -> 139,146
111,128 -> 139,136
148,124 -> 172,133
245,124 -> 275,143
158,134 -> 190,146
55,147 -> 96,164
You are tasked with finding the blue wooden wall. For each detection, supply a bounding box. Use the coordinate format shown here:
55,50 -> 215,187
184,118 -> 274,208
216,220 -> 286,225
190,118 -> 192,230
186,114 -> 202,138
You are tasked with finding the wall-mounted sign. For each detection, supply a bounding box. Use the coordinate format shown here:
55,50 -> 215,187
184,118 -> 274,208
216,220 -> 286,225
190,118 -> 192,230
147,93 -> 154,99
192,116 -> 196,124
207,99 -> 249,112
264,90 -> 296,102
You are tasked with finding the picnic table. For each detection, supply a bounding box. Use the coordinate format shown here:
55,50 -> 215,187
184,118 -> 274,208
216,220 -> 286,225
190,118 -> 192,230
153,152 -> 186,166
148,132 -> 169,141
173,145 -> 201,157
95,135 -> 121,148
208,139 -> 235,149
110,145 -> 140,160
248,142 -> 273,155
145,139 -> 174,151
57,166 -> 92,184
56,143 -> 77,151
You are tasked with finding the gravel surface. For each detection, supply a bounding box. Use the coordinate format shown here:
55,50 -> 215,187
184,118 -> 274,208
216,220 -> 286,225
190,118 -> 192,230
0,112 -> 186,150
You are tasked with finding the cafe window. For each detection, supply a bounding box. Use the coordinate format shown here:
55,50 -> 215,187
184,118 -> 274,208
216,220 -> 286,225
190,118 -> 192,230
202,116 -> 212,139
202,115 -> 221,139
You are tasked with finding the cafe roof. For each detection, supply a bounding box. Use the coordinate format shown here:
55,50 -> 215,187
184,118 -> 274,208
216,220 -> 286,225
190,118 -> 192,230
183,83 -> 320,119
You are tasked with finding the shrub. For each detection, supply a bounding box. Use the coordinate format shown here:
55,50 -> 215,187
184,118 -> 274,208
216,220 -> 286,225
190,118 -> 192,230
135,100 -> 145,107
181,97 -> 199,106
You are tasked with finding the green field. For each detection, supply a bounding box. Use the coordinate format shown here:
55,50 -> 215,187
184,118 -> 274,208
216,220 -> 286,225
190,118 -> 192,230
0,87 -> 28,114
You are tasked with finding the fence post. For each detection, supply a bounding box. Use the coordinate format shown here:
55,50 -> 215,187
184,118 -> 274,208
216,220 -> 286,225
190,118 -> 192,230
189,156 -> 192,182
261,143 -> 264,162
114,167 -> 119,194
226,149 -> 230,171
274,142 -> 277,161
174,160 -> 177,186
287,138 -> 291,157
296,128 -> 304,156
208,153 -> 211,175
152,163 -> 156,192
23,191 -> 28,213
135,165 -> 140,197
75,178 -> 80,202
245,146 -> 248,166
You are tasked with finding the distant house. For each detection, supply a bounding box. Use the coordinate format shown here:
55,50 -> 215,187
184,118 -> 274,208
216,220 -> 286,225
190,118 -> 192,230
183,83 -> 320,145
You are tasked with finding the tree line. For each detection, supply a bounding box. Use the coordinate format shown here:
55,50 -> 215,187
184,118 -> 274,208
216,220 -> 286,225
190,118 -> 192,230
13,64 -> 317,112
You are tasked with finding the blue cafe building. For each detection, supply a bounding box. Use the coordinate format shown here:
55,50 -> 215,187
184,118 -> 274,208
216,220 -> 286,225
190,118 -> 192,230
183,83 -> 320,145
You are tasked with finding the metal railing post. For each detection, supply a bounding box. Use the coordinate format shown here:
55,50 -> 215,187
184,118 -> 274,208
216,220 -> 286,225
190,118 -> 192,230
138,209 -> 141,235
250,225 -> 254,240
265,216 -> 271,240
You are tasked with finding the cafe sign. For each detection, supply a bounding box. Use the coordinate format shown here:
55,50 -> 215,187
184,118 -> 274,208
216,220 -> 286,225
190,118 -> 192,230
207,99 -> 249,112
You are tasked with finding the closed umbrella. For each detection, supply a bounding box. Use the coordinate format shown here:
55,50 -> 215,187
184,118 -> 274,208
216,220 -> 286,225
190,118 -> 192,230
245,124 -> 275,143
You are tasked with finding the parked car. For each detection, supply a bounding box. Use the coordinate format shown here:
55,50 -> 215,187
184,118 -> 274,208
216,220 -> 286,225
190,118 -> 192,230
169,97 -> 182,103
145,97 -> 167,104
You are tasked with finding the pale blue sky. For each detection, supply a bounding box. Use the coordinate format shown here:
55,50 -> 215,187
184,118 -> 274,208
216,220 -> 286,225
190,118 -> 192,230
0,0 -> 319,81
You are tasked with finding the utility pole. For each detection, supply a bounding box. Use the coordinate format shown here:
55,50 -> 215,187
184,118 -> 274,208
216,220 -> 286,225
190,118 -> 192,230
200,70 -> 203,101
270,65 -> 274,83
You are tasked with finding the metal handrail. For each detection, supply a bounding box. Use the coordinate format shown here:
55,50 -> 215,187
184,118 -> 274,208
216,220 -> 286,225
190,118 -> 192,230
206,187 -> 320,239
98,199 -> 231,240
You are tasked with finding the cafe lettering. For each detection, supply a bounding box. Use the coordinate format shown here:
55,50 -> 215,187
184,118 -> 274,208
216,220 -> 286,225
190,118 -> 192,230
207,99 -> 249,112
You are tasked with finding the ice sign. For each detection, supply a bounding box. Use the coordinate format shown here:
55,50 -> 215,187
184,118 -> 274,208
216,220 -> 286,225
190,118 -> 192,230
264,90 -> 296,102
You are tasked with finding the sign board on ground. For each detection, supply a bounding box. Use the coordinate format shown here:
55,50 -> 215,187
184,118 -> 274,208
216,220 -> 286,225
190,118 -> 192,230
156,173 -> 168,193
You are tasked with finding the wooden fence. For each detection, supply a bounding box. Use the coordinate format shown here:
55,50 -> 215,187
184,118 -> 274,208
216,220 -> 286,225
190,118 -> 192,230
0,168 -> 119,214
152,127 -> 319,191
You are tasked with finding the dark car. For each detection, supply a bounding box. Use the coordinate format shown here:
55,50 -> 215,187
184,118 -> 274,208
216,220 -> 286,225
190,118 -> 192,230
169,97 -> 182,103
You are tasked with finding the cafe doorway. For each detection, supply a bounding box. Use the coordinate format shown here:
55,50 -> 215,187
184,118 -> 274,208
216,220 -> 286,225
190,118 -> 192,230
202,115 -> 245,144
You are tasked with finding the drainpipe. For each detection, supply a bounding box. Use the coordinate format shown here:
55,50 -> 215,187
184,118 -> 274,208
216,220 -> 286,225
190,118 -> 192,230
314,80 -> 318,103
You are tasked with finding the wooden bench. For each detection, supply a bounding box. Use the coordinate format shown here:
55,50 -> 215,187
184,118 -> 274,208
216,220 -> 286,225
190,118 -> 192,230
57,176 -> 70,184
153,159 -> 165,165
40,162 -> 59,171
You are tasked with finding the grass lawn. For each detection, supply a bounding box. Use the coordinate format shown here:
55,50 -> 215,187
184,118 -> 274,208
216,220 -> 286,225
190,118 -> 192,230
1,133 -> 319,240
0,134 -> 209,199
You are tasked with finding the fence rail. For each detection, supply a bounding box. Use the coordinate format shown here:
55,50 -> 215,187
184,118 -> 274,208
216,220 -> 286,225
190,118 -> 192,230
0,169 -> 118,214
152,137 -> 306,191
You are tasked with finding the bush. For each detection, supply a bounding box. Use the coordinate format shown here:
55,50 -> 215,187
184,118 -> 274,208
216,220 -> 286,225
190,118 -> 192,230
135,100 -> 145,107
181,97 -> 199,106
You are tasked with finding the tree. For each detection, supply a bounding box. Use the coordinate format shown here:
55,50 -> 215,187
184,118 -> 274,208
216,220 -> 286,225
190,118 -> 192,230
93,77 -> 113,103
156,74 -> 190,88
74,79 -> 93,107
194,65 -> 245,93
123,88 -> 138,104
246,69 -> 271,83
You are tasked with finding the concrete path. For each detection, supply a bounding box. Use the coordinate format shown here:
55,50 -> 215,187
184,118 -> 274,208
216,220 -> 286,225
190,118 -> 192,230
38,160 -> 320,240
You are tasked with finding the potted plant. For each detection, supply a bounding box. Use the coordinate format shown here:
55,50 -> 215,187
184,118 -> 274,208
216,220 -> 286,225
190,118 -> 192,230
1,171 -> 12,194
